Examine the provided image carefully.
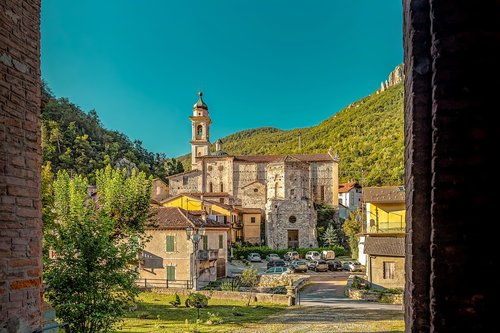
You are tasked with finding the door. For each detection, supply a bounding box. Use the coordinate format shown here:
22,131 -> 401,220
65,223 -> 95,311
166,265 -> 176,281
216,258 -> 226,278
288,230 -> 299,249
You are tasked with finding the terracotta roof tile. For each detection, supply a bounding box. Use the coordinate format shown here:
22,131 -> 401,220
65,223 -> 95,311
364,236 -> 405,257
338,182 -> 361,193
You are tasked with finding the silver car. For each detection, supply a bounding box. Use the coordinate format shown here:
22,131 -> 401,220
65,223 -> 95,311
305,251 -> 321,261
342,261 -> 363,272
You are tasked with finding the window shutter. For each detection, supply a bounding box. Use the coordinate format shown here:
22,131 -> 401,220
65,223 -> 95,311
166,266 -> 176,281
202,235 -> 208,250
219,234 -> 223,249
166,236 -> 175,252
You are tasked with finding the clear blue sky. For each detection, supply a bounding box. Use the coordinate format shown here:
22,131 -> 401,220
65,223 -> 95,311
41,0 -> 403,157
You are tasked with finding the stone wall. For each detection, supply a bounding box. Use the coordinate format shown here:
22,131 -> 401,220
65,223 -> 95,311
204,159 -> 232,195
0,0 -> 42,331
310,162 -> 337,207
368,256 -> 405,290
168,171 -> 202,196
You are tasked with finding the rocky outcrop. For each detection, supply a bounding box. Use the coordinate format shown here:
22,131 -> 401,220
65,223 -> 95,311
379,64 -> 404,92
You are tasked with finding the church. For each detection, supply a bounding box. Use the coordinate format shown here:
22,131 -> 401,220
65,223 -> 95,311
168,92 -> 339,249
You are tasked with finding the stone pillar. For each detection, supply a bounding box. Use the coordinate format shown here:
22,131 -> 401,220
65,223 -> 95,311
404,0 -> 497,331
0,0 -> 42,332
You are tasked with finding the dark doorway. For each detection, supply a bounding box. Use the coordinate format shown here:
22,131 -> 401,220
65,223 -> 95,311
288,230 -> 299,249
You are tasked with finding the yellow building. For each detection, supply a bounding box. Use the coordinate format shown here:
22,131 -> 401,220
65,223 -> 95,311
358,186 -> 406,290
160,194 -> 262,245
139,207 -> 229,289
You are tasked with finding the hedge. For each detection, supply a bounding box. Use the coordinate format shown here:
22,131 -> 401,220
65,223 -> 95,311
232,245 -> 347,260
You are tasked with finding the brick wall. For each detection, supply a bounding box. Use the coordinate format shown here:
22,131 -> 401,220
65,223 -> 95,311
0,0 -> 42,332
404,0 -> 498,331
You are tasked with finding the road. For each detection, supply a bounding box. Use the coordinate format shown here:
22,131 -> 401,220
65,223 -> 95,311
297,275 -> 402,311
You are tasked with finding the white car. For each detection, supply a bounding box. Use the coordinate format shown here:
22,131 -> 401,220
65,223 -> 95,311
305,251 -> 321,261
262,266 -> 289,275
247,253 -> 262,262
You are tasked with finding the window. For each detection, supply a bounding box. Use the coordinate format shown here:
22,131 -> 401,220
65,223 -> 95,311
290,189 -> 295,196
383,261 -> 396,279
202,235 -> 208,250
250,217 -> 256,223
289,216 -> 297,223
166,265 -> 176,281
197,125 -> 203,138
209,182 -> 213,192
339,198 -> 343,205
218,234 -> 224,249
220,183 -> 224,192
253,188 -> 258,193
219,198 -> 224,204
166,236 -> 175,252
183,176 -> 188,185
320,185 -> 325,201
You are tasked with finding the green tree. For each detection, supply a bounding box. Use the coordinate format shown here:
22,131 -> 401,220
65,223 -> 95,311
321,223 -> 340,247
240,266 -> 259,306
185,293 -> 210,319
43,167 -> 152,332
166,158 -> 184,177
343,210 -> 362,258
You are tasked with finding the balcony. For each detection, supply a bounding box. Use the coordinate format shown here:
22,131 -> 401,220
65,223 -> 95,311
197,249 -> 219,261
368,221 -> 405,234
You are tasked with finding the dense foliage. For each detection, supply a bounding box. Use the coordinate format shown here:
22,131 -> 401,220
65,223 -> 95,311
41,83 -> 182,183
43,166 -> 152,332
343,210 -> 362,258
179,83 -> 403,186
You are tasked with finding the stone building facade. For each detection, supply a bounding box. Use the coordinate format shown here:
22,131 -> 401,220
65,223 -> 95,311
169,92 -> 339,249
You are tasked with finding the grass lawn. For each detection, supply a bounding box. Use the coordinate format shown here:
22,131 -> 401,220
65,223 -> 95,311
114,292 -> 286,333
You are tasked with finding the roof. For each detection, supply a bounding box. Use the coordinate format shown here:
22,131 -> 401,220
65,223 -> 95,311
364,236 -> 405,257
234,207 -> 262,214
187,192 -> 230,198
193,91 -> 208,109
363,186 -> 405,203
167,169 -> 200,179
338,182 -> 361,193
233,153 -> 333,163
147,207 -> 227,230
240,180 -> 265,189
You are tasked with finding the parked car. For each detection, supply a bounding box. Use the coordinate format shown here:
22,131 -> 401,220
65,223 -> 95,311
321,250 -> 335,260
266,253 -> 280,262
308,259 -> 329,272
305,251 -> 321,261
283,251 -> 300,261
342,261 -> 363,272
262,266 -> 289,275
327,259 -> 342,271
267,259 -> 286,269
247,253 -> 262,262
289,260 -> 308,273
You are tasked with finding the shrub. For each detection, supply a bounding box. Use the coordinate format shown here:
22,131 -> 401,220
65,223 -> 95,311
206,312 -> 223,325
220,278 -> 241,291
185,292 -> 210,319
169,293 -> 181,307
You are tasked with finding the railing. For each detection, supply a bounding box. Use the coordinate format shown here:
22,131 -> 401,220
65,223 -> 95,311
369,221 -> 405,233
136,278 -> 192,289
197,249 -> 219,261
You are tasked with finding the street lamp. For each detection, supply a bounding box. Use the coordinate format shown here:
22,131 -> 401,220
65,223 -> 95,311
186,226 -> 205,290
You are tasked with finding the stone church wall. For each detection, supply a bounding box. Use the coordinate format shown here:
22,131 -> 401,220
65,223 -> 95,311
168,171 -> 202,196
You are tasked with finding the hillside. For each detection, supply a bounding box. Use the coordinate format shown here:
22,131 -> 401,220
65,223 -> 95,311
41,84 -> 183,183
179,81 -> 404,186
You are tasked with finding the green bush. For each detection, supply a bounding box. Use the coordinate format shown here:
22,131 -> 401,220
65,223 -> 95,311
206,312 -> 223,325
232,245 -> 347,260
220,278 -> 241,291
169,293 -> 181,307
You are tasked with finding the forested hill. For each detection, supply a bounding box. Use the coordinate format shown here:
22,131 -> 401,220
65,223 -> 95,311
41,84 -> 183,183
179,82 -> 404,186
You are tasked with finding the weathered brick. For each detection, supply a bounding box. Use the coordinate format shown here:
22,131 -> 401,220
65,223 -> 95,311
10,279 -> 40,290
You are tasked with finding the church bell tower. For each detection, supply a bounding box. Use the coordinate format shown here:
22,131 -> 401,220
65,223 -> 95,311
190,91 -> 211,169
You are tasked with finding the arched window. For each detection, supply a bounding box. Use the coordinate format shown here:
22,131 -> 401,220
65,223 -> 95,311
196,125 -> 203,138
274,182 -> 279,198
209,182 -> 213,192
220,183 -> 224,192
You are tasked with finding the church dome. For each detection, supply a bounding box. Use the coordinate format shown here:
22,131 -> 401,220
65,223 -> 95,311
193,91 -> 208,109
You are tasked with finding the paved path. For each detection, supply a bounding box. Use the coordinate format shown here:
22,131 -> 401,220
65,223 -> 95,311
298,276 -> 402,311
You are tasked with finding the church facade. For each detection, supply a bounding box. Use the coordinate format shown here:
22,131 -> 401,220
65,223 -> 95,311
169,92 -> 339,249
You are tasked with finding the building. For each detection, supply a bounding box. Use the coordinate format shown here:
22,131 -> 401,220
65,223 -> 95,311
151,178 -> 169,204
139,207 -> 229,289
358,186 -> 406,278
168,92 -> 339,249
364,235 -> 405,289
338,182 -> 362,213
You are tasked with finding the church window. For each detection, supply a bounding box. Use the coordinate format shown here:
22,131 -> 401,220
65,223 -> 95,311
254,188 -> 258,193
220,183 -> 224,192
197,125 -> 203,138
209,182 -> 213,192
218,165 -> 224,171
219,198 -> 224,204
320,185 -> 325,201
290,189 -> 295,197
289,216 -> 297,223
207,165 -> 212,171
183,176 -> 188,185
274,183 -> 279,198
251,217 -> 256,223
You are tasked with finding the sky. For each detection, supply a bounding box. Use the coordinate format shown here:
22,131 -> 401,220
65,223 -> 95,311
41,0 -> 403,157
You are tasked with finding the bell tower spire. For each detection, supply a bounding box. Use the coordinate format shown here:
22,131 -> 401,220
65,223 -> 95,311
189,90 -> 211,169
